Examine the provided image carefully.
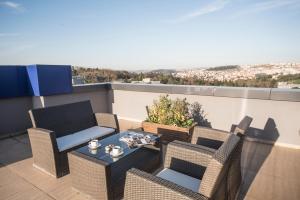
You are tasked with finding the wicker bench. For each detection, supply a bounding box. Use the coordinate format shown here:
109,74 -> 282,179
28,100 -> 119,178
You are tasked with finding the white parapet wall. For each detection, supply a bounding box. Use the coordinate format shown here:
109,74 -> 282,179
110,84 -> 300,148
0,83 -> 111,137
1,82 -> 299,149
32,90 -> 110,113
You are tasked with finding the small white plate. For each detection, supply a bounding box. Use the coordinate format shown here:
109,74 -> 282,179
88,143 -> 101,150
89,148 -> 98,155
110,150 -> 124,157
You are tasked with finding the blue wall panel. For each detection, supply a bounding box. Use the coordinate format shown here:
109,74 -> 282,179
26,64 -> 73,96
0,66 -> 30,98
26,65 -> 39,96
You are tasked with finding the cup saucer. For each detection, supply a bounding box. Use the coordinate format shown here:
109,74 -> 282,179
88,143 -> 101,150
110,150 -> 124,157
89,148 -> 98,155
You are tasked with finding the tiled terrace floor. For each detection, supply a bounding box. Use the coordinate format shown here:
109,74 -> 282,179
0,134 -> 299,200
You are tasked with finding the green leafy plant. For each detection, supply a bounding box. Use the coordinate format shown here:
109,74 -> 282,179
146,95 -> 209,128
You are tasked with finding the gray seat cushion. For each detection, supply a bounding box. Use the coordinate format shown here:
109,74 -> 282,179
56,126 -> 115,152
156,168 -> 201,193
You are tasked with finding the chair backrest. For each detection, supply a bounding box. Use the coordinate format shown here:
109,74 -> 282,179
233,116 -> 253,135
199,134 -> 240,199
96,113 -> 120,133
29,100 -> 97,138
226,136 -> 243,200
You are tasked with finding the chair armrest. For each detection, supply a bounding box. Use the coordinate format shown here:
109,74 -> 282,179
27,128 -> 58,149
95,113 -> 119,132
164,141 -> 214,178
27,128 -> 60,176
191,126 -> 230,145
27,128 -> 59,152
124,168 -> 208,200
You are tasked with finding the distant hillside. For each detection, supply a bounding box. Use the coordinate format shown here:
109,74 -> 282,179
72,65 -> 300,88
206,65 -> 240,71
150,69 -> 176,74
72,66 -> 133,83
133,69 -> 176,74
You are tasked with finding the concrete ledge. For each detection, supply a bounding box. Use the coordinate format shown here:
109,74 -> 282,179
111,83 -> 173,94
72,83 -> 300,102
110,83 -> 300,101
73,83 -> 110,93
270,89 -> 300,102
170,85 -> 215,96
112,83 -> 216,95
214,87 -> 271,99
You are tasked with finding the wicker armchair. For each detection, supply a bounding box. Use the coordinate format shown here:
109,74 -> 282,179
191,116 -> 253,150
27,101 -> 119,177
124,134 -> 241,200
161,115 -> 252,199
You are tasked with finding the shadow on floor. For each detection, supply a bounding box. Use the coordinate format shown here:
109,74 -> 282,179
238,118 -> 279,199
0,133 -> 32,167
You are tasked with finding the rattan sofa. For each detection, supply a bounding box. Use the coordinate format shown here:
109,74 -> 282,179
124,134 -> 241,200
27,100 -> 119,178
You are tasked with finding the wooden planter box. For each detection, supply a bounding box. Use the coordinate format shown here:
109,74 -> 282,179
142,121 -> 196,143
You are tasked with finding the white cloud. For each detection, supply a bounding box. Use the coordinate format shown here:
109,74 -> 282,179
165,0 -> 230,24
231,0 -> 300,18
0,1 -> 25,12
253,0 -> 300,11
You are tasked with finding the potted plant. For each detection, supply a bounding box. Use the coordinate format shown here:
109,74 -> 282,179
142,95 -> 207,142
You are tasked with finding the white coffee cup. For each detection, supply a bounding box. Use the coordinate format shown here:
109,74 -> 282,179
112,146 -> 121,155
90,139 -> 98,148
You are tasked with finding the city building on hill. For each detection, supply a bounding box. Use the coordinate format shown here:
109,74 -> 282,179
72,76 -> 85,85
278,82 -> 300,89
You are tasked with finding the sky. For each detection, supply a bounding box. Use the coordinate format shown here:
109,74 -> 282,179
0,0 -> 300,70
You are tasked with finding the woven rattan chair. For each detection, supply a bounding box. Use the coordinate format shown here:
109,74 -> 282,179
191,116 -> 253,150
27,100 -> 119,178
162,115 -> 252,199
124,134 -> 241,200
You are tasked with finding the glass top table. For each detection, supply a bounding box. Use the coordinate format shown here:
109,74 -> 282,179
69,131 -> 161,199
75,130 -> 160,164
